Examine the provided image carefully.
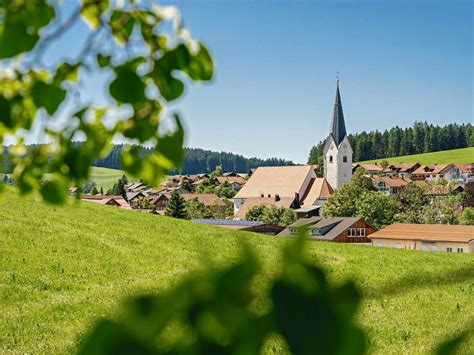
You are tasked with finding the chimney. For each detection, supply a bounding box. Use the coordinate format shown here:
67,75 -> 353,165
294,192 -> 300,204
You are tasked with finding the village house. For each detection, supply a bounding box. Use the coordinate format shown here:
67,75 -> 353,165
80,195 -> 131,209
453,163 -> 474,183
384,163 -> 420,178
372,175 -> 411,195
411,164 -> 461,182
215,175 -> 246,190
370,224 -> 474,253
352,163 -> 384,175
278,216 -> 376,243
233,165 -> 333,219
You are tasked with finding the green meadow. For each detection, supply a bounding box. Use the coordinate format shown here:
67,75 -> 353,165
0,189 -> 473,353
362,147 -> 474,165
89,166 -> 127,191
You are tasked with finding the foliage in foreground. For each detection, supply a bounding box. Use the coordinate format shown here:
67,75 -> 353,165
79,235 -> 366,354
0,0 -> 213,203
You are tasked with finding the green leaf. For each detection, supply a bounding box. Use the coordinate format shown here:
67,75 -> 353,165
31,81 -> 66,115
56,63 -> 80,83
97,54 -> 111,68
81,0 -> 109,29
0,0 -> 55,58
185,44 -> 214,81
109,67 -> 146,104
110,10 -> 135,45
0,95 -> 13,129
78,319 -> 154,354
40,177 -> 68,204
0,23 -> 39,59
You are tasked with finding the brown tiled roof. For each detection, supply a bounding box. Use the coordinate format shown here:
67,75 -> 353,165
300,178 -> 333,205
373,176 -> 411,188
216,176 -> 246,185
234,196 -> 295,220
453,163 -> 473,173
370,223 -> 474,243
81,195 -> 131,209
355,164 -> 384,172
235,165 -> 313,199
413,164 -> 452,175
386,163 -> 419,172
181,193 -> 226,206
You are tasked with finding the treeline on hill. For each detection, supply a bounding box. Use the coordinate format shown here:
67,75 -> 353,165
93,145 -> 294,174
308,122 -> 474,164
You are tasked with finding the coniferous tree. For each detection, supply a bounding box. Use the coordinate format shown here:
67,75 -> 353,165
165,190 -> 187,219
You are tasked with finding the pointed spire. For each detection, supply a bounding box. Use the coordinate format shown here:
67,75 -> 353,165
330,75 -> 347,146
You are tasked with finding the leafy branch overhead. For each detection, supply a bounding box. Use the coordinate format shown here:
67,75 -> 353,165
0,0 -> 214,203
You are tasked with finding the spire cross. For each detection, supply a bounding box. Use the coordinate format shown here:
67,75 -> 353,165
336,71 -> 340,84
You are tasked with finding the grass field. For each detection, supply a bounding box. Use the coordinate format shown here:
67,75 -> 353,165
361,147 -> 474,165
0,190 -> 473,353
89,166 -> 127,191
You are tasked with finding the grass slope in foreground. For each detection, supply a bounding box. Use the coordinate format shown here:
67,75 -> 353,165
362,147 -> 474,165
0,190 -> 473,354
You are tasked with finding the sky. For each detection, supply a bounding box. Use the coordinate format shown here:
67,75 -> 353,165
37,0 -> 473,163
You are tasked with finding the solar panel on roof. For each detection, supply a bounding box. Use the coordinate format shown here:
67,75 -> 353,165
192,219 -> 264,226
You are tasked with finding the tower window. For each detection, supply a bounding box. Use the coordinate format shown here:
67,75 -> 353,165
343,156 -> 347,163
329,156 -> 333,163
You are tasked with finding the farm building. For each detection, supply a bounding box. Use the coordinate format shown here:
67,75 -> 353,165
278,216 -> 376,243
233,165 -> 333,219
370,224 -> 474,253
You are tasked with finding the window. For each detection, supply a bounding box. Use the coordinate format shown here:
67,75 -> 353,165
457,248 -> 464,253
343,156 -> 347,163
357,228 -> 366,237
329,155 -> 333,163
289,228 -> 297,234
348,228 -> 356,237
447,247 -> 452,253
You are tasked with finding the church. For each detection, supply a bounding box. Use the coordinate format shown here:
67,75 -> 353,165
232,80 -> 352,218
323,79 -> 353,189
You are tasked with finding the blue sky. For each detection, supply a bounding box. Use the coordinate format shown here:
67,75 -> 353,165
40,0 -> 472,163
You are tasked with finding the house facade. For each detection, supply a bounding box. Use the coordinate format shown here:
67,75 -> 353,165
370,224 -> 474,253
412,164 -> 460,182
279,216 -> 376,243
372,176 -> 411,195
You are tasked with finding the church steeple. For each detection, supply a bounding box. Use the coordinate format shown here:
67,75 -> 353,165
323,74 -> 352,190
330,78 -> 347,147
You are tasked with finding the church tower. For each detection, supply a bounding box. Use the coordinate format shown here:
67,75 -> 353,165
323,78 -> 353,189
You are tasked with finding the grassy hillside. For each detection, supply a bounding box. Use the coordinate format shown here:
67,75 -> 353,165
361,147 -> 474,165
0,190 -> 473,353
90,166 -> 127,190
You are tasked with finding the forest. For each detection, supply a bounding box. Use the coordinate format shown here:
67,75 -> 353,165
308,122 -> 474,164
92,145 -> 294,174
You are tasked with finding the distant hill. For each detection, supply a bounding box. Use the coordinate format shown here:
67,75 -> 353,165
1,188 -> 473,353
93,145 -> 295,174
361,147 -> 474,165
308,121 -> 474,164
